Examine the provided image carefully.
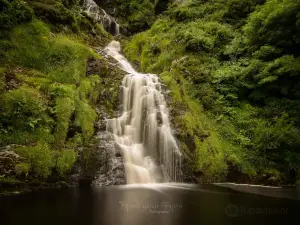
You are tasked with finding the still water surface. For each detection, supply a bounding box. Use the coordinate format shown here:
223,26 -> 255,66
0,183 -> 299,225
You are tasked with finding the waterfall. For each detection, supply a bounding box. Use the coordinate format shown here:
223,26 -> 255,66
105,41 -> 182,184
82,0 -> 120,35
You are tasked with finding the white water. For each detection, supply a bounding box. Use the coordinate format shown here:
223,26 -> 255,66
82,0 -> 120,35
105,41 -> 182,184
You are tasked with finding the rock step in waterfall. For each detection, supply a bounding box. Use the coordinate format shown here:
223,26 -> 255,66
104,41 -> 182,184
82,0 -> 120,35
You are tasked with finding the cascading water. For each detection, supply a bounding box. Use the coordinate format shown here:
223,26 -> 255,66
82,0 -> 120,35
105,41 -> 182,184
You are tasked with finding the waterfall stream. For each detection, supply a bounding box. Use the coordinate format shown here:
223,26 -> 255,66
105,41 -> 182,184
82,0 -> 120,35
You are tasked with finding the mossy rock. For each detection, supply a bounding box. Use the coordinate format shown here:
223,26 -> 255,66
0,150 -> 25,176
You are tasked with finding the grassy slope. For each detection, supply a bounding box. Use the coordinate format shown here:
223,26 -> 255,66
123,0 -> 300,184
0,0 -> 113,180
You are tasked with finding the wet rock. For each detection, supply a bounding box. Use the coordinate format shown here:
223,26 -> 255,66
199,132 -> 210,141
79,131 -> 126,187
86,57 -> 108,76
156,111 -> 163,125
95,110 -> 109,131
185,134 -> 196,153
0,150 -> 24,176
69,174 -> 80,186
79,177 -> 93,188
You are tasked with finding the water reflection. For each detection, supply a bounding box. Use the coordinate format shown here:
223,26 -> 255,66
0,184 -> 299,225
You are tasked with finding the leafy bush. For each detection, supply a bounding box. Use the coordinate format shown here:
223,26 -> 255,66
15,144 -> 77,178
223,0 -> 266,27
243,0 -> 300,55
0,86 -> 48,132
115,0 -> 156,33
55,149 -> 77,176
15,163 -> 30,176
0,0 -> 33,30
54,96 -> 75,146
16,142 -> 54,178
125,0 -> 300,183
0,0 -> 112,182
74,99 -> 97,142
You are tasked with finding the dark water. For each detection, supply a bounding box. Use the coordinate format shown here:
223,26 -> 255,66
0,183 -> 299,225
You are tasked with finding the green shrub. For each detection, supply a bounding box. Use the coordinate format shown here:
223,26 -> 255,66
47,36 -> 90,84
116,0 -> 156,33
6,21 -> 91,81
66,133 -> 83,148
0,0 -> 33,30
27,1 -> 76,26
223,0 -> 266,27
0,68 -> 5,93
124,0 -> 300,183
177,20 -> 234,53
54,96 -> 75,146
55,149 -> 77,176
6,20 -> 51,69
0,86 -> 47,131
74,99 -> 97,142
15,163 -> 30,176
15,142 -> 54,178
243,0 -> 300,55
0,0 -> 113,182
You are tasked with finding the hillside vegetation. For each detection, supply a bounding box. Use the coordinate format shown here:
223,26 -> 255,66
124,0 -> 300,184
0,0 -> 112,181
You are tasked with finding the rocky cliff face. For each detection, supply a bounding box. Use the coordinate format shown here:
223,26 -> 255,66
77,49 -> 127,187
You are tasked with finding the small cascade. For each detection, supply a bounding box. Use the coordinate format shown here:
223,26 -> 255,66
82,0 -> 120,35
104,41 -> 182,184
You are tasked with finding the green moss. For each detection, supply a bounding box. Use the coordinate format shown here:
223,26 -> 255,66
78,75 -> 101,100
194,136 -> 226,177
161,71 -> 182,101
124,0 -> 293,181
18,75 -> 52,92
5,21 -> 92,82
27,1 -> 76,27
123,31 -> 148,66
115,0 -> 156,33
0,0 -> 34,30
1,86 -> 45,113
0,86 -> 49,135
55,149 -> 77,176
6,20 -> 51,68
0,176 -> 22,184
0,128 -> 54,146
0,68 -> 5,93
0,0 -> 113,181
49,83 -> 75,98
48,36 -> 91,84
15,163 -> 30,176
15,142 -> 54,178
74,99 -> 97,142
66,133 -> 83,148
54,96 -> 75,146
14,144 -> 77,178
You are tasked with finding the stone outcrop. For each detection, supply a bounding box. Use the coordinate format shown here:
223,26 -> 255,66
92,131 -> 126,186
78,51 -> 126,187
0,148 -> 24,176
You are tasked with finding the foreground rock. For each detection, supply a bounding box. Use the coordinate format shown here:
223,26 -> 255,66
0,148 -> 24,176
92,131 -> 126,186
78,131 -> 126,187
